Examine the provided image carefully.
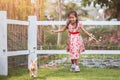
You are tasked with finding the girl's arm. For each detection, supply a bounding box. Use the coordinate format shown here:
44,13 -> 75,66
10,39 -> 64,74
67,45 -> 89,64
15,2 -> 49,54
80,25 -> 98,42
80,26 -> 92,37
51,26 -> 67,33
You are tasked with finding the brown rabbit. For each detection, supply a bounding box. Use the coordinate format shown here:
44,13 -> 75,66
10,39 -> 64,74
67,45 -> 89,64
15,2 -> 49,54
29,58 -> 37,78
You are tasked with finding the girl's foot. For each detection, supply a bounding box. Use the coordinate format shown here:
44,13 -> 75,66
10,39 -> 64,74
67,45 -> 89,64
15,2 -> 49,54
74,65 -> 80,72
70,64 -> 75,71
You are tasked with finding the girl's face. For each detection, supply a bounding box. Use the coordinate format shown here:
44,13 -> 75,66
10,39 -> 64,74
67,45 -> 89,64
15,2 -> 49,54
68,14 -> 77,24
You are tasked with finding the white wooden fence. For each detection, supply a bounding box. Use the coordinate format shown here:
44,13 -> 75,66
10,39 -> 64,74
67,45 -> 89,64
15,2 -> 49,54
0,11 -> 120,76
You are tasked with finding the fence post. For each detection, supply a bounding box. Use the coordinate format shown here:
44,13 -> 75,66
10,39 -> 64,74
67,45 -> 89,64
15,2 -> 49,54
0,11 -> 8,76
28,16 -> 37,69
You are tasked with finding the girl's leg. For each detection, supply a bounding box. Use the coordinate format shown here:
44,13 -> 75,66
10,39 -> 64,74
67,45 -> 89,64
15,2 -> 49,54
74,59 -> 80,72
70,59 -> 75,71
71,59 -> 75,64
75,59 -> 78,65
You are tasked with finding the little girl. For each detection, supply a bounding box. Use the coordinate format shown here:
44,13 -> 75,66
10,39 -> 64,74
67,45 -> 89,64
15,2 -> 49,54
51,10 -> 98,72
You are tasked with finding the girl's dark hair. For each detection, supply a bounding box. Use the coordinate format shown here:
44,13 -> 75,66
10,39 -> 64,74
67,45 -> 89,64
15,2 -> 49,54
66,10 -> 78,29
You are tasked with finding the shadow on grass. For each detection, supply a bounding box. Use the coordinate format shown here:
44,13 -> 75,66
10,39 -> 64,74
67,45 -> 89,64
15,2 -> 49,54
0,68 -> 29,80
37,67 -> 82,80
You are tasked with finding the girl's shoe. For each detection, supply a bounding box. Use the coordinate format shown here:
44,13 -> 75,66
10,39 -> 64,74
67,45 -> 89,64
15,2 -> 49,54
74,65 -> 80,72
70,64 -> 75,71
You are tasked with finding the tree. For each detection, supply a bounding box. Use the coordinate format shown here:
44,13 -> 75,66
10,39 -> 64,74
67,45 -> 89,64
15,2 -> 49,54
63,2 -> 88,20
57,0 -> 62,46
81,0 -> 120,39
81,0 -> 120,21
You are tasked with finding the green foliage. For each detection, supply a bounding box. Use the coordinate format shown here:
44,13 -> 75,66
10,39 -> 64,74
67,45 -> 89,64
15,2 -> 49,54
44,26 -> 119,50
81,0 -> 120,20
85,26 -> 120,50
47,1 -> 88,20
45,30 -> 57,45
63,2 -> 88,20
44,26 -> 68,47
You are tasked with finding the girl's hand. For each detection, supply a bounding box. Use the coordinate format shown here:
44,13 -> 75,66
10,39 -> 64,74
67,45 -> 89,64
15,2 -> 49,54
89,34 -> 99,43
92,37 -> 99,43
50,30 -> 56,34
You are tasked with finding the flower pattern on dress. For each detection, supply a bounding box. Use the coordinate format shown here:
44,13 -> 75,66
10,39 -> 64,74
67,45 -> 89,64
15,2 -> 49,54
66,23 -> 85,59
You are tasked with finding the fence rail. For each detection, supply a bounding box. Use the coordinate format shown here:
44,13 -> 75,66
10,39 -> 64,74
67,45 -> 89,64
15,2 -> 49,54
37,50 -> 120,54
7,20 -> 120,26
37,21 -> 120,25
7,19 -> 29,25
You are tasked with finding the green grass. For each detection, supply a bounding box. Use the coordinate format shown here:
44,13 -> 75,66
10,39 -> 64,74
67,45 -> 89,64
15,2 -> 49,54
0,66 -> 120,80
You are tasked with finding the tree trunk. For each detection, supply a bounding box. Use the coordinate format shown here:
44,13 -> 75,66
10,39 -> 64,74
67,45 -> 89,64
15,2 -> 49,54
57,0 -> 62,46
117,15 -> 120,39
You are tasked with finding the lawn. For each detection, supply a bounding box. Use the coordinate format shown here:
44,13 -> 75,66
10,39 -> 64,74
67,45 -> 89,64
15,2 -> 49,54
0,65 -> 120,80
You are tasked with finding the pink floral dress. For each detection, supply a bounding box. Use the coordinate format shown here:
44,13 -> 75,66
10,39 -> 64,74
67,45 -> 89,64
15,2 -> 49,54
66,23 -> 85,59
